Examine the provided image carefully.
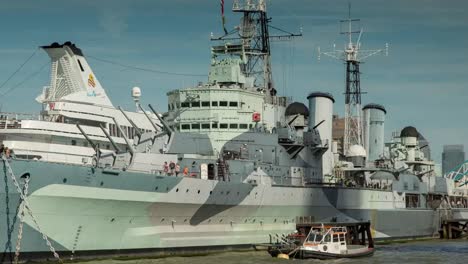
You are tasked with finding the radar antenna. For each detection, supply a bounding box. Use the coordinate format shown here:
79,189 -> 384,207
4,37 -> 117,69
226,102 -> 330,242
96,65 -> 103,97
318,3 -> 388,155
211,0 -> 302,95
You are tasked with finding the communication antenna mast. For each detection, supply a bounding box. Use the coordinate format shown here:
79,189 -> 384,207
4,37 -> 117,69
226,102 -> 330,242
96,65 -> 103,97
211,0 -> 302,96
318,4 -> 388,155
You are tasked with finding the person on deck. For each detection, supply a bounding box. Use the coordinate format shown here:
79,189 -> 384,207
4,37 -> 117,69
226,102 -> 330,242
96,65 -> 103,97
163,162 -> 169,175
4,147 -> 11,159
175,163 -> 180,176
169,161 -> 175,176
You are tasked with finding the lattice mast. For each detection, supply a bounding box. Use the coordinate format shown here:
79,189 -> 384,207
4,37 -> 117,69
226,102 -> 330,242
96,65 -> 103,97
319,4 -> 388,155
212,0 -> 301,95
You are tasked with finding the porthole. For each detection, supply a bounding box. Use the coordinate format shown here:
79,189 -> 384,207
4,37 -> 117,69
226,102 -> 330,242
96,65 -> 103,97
186,189 -> 189,193
198,190 -> 200,194
100,181 -> 104,186
63,178 -> 67,183
161,218 -> 165,222
166,187 -> 169,191
210,191 -> 213,195
176,188 -> 179,192
110,218 -> 115,222
155,186 -> 159,191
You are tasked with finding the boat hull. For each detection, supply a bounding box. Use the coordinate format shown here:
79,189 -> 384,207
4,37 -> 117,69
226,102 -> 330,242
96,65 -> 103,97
296,247 -> 375,259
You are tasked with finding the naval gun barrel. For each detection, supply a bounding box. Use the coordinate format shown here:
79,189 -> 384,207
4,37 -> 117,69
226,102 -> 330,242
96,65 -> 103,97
312,119 -> 325,130
112,117 -> 135,155
137,104 -> 163,132
148,104 -> 174,134
99,124 -> 122,153
118,106 -> 142,138
76,124 -> 101,158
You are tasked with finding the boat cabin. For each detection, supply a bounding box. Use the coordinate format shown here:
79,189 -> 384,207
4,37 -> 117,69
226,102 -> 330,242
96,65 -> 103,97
303,226 -> 348,254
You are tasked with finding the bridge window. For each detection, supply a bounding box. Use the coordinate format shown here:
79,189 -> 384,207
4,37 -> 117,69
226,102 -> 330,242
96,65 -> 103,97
71,140 -> 76,146
181,124 -> 190,130
201,123 -> 210,129
239,124 -> 248,129
212,101 -> 218,107
212,123 -> 218,129
220,101 -> 228,107
229,101 -> 238,107
181,102 -> 190,108
201,101 -> 210,107
191,102 -> 200,107
229,124 -> 238,129
191,124 -> 200,129
220,124 -> 228,129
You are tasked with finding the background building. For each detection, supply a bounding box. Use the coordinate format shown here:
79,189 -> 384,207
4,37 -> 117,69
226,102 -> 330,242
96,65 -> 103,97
442,145 -> 465,175
332,114 -> 345,155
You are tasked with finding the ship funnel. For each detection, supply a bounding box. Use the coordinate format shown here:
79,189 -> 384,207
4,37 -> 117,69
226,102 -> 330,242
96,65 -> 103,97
362,104 -> 386,161
37,42 -> 113,107
307,92 -> 335,177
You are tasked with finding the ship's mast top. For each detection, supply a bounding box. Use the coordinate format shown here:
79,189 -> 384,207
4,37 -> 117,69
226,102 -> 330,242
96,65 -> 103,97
210,0 -> 301,96
318,4 -> 388,155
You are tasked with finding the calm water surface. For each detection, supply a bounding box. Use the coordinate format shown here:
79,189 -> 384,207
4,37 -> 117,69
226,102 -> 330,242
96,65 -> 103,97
78,240 -> 467,264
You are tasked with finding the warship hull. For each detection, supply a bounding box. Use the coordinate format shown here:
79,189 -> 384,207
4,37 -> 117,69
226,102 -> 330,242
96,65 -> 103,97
1,159 -> 463,261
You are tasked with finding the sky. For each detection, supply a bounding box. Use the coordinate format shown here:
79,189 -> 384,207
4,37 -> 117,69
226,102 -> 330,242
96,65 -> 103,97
0,0 -> 467,164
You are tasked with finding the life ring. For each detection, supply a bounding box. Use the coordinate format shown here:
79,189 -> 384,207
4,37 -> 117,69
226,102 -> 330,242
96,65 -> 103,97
323,245 -> 328,251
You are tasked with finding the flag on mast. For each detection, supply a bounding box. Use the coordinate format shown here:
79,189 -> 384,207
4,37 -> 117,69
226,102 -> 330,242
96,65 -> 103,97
221,0 -> 228,34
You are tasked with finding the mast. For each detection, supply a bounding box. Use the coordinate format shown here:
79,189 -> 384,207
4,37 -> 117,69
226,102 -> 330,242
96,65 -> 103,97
211,0 -> 301,96
318,4 -> 388,155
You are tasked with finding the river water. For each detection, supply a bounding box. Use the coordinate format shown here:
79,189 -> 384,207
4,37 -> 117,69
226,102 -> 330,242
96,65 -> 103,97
79,240 -> 467,264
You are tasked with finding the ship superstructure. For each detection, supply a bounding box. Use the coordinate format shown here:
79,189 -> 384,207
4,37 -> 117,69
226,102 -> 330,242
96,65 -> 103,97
0,42 -> 158,164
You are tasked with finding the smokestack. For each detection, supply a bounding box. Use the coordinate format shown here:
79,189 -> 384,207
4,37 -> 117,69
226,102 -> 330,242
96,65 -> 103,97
362,103 -> 386,161
307,92 -> 335,177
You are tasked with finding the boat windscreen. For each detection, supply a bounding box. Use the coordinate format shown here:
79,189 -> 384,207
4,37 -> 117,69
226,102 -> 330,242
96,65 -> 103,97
314,234 -> 323,242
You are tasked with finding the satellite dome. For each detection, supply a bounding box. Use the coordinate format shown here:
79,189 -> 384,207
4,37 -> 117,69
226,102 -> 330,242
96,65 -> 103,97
285,102 -> 309,117
400,126 -> 418,138
347,144 -> 367,157
131,87 -> 141,98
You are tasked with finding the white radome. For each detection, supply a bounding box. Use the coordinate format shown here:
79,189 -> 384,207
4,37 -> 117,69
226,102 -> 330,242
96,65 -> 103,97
347,144 -> 367,157
132,86 -> 141,98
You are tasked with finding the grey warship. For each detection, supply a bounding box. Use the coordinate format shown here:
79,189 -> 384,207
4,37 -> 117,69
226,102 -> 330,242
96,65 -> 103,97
1,0 -> 467,262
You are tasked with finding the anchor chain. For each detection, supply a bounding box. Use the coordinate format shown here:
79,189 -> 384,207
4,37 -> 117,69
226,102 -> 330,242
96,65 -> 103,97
14,175 -> 29,264
2,169 -> 25,264
2,156 -> 62,263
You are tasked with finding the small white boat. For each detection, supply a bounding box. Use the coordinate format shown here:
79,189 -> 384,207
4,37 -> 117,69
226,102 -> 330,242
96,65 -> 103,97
296,225 -> 375,259
268,225 -> 375,259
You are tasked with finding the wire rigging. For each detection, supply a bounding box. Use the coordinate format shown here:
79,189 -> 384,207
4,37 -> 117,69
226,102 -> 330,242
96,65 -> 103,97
0,48 -> 39,91
87,56 -> 207,77
0,62 -> 49,98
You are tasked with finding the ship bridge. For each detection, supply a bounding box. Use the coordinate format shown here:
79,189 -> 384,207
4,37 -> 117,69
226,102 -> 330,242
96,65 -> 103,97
165,85 -> 287,135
